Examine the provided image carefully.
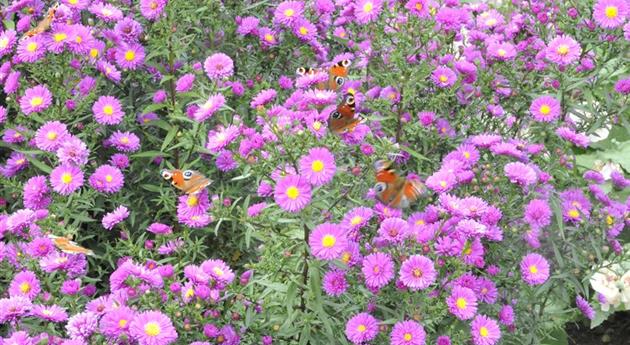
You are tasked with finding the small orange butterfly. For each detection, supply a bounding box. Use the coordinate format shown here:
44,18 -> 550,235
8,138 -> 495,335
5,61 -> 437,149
328,93 -> 366,134
296,59 -> 351,91
374,160 -> 425,209
48,234 -> 94,256
25,3 -> 59,37
161,169 -> 212,195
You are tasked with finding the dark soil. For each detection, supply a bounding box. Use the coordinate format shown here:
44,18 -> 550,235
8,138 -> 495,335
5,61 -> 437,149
567,311 -> 630,345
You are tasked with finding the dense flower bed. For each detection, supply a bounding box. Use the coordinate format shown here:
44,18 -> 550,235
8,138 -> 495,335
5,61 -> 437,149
0,0 -> 629,344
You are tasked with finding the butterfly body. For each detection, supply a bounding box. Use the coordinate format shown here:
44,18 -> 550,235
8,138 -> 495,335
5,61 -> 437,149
48,235 -> 94,256
25,3 -> 59,37
296,59 -> 351,91
161,169 -> 212,195
328,94 -> 365,134
374,160 -> 425,209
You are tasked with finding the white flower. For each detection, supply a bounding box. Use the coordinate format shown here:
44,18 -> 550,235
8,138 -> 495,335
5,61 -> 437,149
590,264 -> 623,311
620,271 -> 630,309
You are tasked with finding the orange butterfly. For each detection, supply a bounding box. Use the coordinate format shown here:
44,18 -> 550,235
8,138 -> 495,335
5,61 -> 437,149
374,160 -> 425,209
328,93 -> 365,134
25,3 -> 59,37
48,234 -> 94,256
161,169 -> 212,195
296,59 -> 351,91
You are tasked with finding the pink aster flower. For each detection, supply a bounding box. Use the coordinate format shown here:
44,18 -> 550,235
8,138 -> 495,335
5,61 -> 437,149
471,315 -> 501,345
487,41 -> 516,61
128,311 -> 178,345
303,89 -> 337,106
89,164 -> 124,193
529,95 -> 561,122
204,53 -> 234,80
355,0 -> 383,24
250,89 -> 277,109
89,2 -> 123,22
274,1 -> 304,26
546,35 -> 581,66
259,27 -> 279,47
193,93 -> 225,122
274,174 -> 311,213
309,223 -> 348,260
345,313 -> 379,344
556,127 -> 590,147
298,147 -> 336,186
399,255 -> 436,291
323,269 -> 348,296
31,304 -> 68,323
140,0 -> 167,21
524,199 -> 552,229
362,252 -> 394,289
206,125 -> 239,153
115,43 -> 145,70
504,162 -> 537,187
390,320 -> 426,345
100,306 -> 135,338
432,66 -> 457,88
520,253 -> 550,285
292,18 -> 317,42
16,35 -> 46,63
0,30 -> 17,58
102,206 -> 129,230
50,164 -> 84,195
20,85 -> 53,115
9,270 -> 41,300
405,0 -> 429,18
35,121 -> 70,152
23,175 -> 51,210
593,0 -> 628,29
93,96 -> 124,125
107,131 -> 141,152
447,286 -> 478,320
175,73 -> 195,93
201,259 -> 235,284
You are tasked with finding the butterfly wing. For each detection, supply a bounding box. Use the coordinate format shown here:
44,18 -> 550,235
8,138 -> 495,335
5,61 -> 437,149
329,59 -> 351,77
374,161 -> 424,208
49,235 -> 94,256
328,94 -> 365,134
181,172 -> 212,194
25,3 -> 57,37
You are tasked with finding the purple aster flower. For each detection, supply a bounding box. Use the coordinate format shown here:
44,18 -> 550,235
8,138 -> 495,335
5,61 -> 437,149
520,253 -> 550,286
175,73 -> 195,93
23,175 -> 51,209
250,89 -> 277,109
89,164 -> 124,193
390,320 -> 426,345
274,1 -> 304,26
576,295 -> 595,320
66,311 -> 99,340
114,17 -> 143,42
447,286 -> 478,320
0,30 -> 17,58
345,313 -> 379,344
504,162 -> 537,187
524,199 -> 552,229
93,96 -> 125,125
362,252 -> 394,289
530,95 -> 561,122
274,174 -> 311,213
216,150 -> 238,172
487,41 -> 517,61
147,222 -> 173,235
35,121 -> 70,152
27,236 -> 54,258
546,35 -> 581,66
432,66 -> 457,88
194,93 -> 225,122
309,223 -> 348,260
593,0 -> 628,29
556,127 -> 590,147
498,305 -> 515,326
323,269 -> 348,297
97,61 -> 122,82
201,259 -> 235,284
129,311 -> 178,345
31,304 -> 68,323
20,85 -> 53,115
355,0 -> 383,24
107,131 -> 141,152
0,296 -> 32,323
237,16 -> 260,36
57,136 -> 90,166
140,0 -> 167,20
89,2 -> 123,22
109,154 -> 130,169
614,78 -> 630,95
204,53 -> 234,80
115,43 -> 145,70
100,306 -> 135,339
292,18 -> 317,42
17,36 -> 46,63
258,27 -> 279,47
9,270 -> 41,300
298,147 -> 336,186
50,164 -> 84,195
399,255 -> 436,291
471,315 -> 501,345
378,217 -> 409,244
102,206 -> 129,230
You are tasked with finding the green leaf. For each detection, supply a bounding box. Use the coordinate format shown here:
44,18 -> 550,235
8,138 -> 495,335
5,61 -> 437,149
540,328 -> 568,345
590,308 -> 611,329
161,125 -> 179,152
131,151 -> 166,158
28,157 -> 52,174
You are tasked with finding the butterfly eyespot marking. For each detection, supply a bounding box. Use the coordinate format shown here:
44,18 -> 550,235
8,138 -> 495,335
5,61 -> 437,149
161,170 -> 172,180
331,111 -> 342,119
335,76 -> 345,86
346,95 -> 355,105
296,67 -> 306,75
340,59 -> 351,67
183,170 -> 194,180
374,182 -> 387,193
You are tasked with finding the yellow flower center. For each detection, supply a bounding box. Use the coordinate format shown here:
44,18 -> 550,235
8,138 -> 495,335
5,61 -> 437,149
312,121 -> 322,130
416,219 -> 425,225
568,209 -> 580,218
90,48 -> 99,58
286,186 -> 299,199
321,234 -> 336,248
299,27 -> 308,35
439,75 -> 448,83
42,309 -> 53,315
47,131 -> 57,140
373,266 -> 380,273
213,267 -> 224,276
19,282 -> 31,293
75,35 -> 82,43
497,49 -> 506,57
479,326 -> 489,337
439,181 -> 447,187
61,173 -> 73,184
363,2 -> 373,13
185,288 -> 194,298
103,105 -> 114,115
27,42 -> 38,52
53,33 -> 67,42
485,18 -> 497,26
124,50 -> 135,61
120,137 -> 130,144
0,38 -> 9,48
464,247 -> 472,255
151,1 -> 158,9
31,97 -> 43,107
357,324 -> 367,332
456,297 -> 467,309
539,104 -> 551,115
529,265 -> 538,274
118,319 -> 127,328
284,8 -> 294,17
69,0 -> 77,4
605,6 -> 618,18
342,252 -> 351,263
311,160 -> 324,172
102,8 -> 112,16
347,87 -> 356,95
416,3 -> 423,10
463,151 -> 471,159
350,216 -> 363,225
413,268 -> 423,278
556,45 -> 569,56
105,175 -> 113,183
144,322 -> 161,337
404,333 -> 413,341
187,195 -> 198,206
606,215 -> 614,225
339,31 -> 346,37
264,34 -> 275,43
